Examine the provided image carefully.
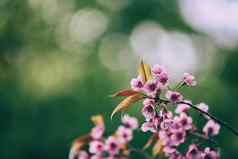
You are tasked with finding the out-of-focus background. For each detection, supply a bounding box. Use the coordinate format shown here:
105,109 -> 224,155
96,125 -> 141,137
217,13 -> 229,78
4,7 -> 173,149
0,0 -> 238,158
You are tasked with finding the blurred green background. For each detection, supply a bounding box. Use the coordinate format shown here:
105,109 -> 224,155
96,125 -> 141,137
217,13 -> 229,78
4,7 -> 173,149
0,0 -> 238,158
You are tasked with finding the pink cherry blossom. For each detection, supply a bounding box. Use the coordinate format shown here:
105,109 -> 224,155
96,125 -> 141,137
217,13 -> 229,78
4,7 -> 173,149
116,126 -> 133,144
163,146 -> 177,156
159,130 -> 170,145
141,121 -> 157,133
142,104 -> 155,120
143,98 -> 155,106
166,90 -> 183,103
143,80 -> 161,96
186,144 -> 203,159
157,71 -> 169,85
78,151 -> 89,159
70,61 -> 226,159
153,114 -> 162,128
160,118 -> 174,130
105,136 -> 120,155
121,114 -> 138,130
175,100 -> 191,114
202,147 -> 220,159
197,103 -> 209,112
175,113 -> 193,130
90,155 -> 103,159
130,76 -> 144,91
152,64 -> 165,75
89,140 -> 104,154
183,73 -> 197,86
197,103 -> 210,119
91,126 -> 105,140
203,120 -> 220,136
170,129 -> 186,146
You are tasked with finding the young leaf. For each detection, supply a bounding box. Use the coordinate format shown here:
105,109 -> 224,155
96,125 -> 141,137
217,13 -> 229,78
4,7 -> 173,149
143,133 -> 157,150
91,115 -> 104,127
111,93 -> 144,119
138,60 -> 152,83
152,139 -> 163,157
110,89 -> 139,98
69,135 -> 91,159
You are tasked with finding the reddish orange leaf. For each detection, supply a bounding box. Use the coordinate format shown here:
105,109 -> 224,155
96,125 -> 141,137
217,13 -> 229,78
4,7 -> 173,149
69,135 -> 91,159
143,133 -> 158,150
111,93 -> 144,119
110,89 -> 139,98
152,138 -> 163,157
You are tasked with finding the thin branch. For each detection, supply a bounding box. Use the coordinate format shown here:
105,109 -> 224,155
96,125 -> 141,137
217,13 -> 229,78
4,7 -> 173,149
144,96 -> 238,136
178,101 -> 238,136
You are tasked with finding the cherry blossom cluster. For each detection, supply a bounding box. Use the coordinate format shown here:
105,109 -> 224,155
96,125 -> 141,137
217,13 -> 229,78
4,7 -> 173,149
70,115 -> 138,159
69,61 -> 238,159
131,64 -> 220,159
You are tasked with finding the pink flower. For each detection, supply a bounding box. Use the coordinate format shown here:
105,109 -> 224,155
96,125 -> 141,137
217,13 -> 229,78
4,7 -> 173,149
175,113 -> 193,130
116,126 -> 133,144
166,91 -> 183,103
130,76 -> 144,91
91,126 -> 105,140
202,147 -> 220,159
157,72 -> 169,85
186,144 -> 203,159
159,130 -> 170,145
143,80 -> 161,96
142,104 -> 155,120
170,129 -> 186,146
121,114 -> 138,130
105,136 -> 120,155
143,98 -> 155,106
197,103 -> 209,112
153,114 -> 162,128
163,146 -> 176,156
89,140 -> 104,154
141,121 -> 157,133
197,103 -> 210,119
152,64 -> 165,75
167,151 -> 182,159
91,155 -> 115,159
203,120 -> 220,136
183,73 -> 197,86
90,155 -> 103,159
175,100 -> 191,114
77,151 -> 89,159
160,118 -> 174,130
163,111 -> 173,119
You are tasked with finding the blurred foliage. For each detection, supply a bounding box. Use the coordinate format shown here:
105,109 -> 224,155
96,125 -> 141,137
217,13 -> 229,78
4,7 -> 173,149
0,0 -> 238,159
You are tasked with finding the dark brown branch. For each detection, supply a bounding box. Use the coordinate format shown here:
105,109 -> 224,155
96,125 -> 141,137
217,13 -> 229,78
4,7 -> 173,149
178,101 -> 238,136
144,96 -> 238,136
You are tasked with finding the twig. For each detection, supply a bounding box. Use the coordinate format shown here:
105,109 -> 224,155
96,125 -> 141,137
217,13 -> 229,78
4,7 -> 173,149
178,101 -> 238,136
144,96 -> 238,136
